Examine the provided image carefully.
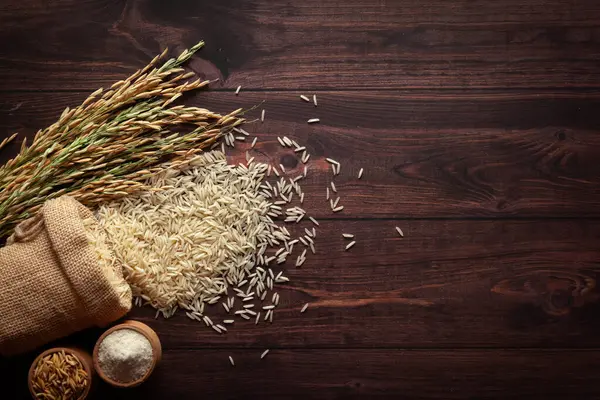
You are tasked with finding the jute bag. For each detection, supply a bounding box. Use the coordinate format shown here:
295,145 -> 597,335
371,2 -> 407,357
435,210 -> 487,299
0,196 -> 132,356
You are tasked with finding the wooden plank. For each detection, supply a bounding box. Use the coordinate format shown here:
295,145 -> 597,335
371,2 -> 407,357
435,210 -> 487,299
82,219 -> 600,349
5,349 -> 600,399
2,91 -> 600,217
2,0 -> 600,90
105,349 -> 600,399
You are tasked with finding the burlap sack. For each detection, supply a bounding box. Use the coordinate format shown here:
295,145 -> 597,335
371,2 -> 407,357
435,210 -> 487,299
0,195 -> 132,356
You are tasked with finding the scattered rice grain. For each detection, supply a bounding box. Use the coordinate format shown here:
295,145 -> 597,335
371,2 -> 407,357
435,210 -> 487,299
332,197 -> 340,208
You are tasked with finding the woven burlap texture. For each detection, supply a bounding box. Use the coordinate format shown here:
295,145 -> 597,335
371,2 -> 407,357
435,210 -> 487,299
0,195 -> 132,356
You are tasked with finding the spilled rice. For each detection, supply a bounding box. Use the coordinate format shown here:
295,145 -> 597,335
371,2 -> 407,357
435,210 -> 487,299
95,101 -> 377,369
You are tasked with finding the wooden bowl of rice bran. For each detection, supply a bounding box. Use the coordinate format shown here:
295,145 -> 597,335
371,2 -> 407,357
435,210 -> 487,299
28,347 -> 93,400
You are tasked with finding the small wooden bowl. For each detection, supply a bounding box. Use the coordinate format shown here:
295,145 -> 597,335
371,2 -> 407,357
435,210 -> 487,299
28,347 -> 93,400
93,320 -> 162,388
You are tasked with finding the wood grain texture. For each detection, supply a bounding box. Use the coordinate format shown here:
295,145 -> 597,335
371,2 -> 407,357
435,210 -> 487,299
5,349 -> 600,399
38,219 -> 600,349
2,0 -> 600,398
2,91 -> 600,217
2,0 -> 600,90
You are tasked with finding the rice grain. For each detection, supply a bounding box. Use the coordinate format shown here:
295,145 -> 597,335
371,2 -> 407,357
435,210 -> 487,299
98,151 -> 299,326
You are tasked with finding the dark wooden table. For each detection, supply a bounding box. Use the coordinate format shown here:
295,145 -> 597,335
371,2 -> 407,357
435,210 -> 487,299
2,0 -> 600,398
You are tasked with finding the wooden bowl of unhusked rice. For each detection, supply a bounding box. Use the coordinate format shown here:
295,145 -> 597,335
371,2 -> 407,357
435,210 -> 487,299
28,347 -> 93,400
93,320 -> 162,388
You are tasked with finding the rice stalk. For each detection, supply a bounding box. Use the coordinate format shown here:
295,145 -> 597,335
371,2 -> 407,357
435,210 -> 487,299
0,41 -> 244,238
